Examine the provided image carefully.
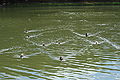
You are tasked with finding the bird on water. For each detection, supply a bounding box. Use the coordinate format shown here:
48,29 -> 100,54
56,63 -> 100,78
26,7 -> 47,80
58,42 -> 60,44
85,33 -> 88,37
20,54 -> 24,58
95,41 -> 99,44
60,56 -> 63,61
42,43 -> 45,46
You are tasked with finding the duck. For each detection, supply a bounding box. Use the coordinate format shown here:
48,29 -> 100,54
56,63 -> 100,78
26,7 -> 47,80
59,56 -> 63,61
20,54 -> 24,58
85,33 -> 88,37
95,41 -> 99,44
42,43 -> 45,46
26,35 -> 30,38
58,42 -> 60,44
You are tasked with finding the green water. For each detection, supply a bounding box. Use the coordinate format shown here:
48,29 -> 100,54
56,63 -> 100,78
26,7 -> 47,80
0,5 -> 120,80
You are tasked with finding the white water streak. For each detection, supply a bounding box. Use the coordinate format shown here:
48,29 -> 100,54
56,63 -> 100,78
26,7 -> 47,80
97,36 -> 120,49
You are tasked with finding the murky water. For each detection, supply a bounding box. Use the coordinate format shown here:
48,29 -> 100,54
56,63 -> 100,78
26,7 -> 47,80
0,5 -> 120,80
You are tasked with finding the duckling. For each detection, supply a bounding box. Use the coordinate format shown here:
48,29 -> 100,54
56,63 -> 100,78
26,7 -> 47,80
60,56 -> 63,61
20,54 -> 24,58
85,33 -> 88,37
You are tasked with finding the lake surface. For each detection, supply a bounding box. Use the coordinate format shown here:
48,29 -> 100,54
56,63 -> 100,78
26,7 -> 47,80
0,5 -> 120,80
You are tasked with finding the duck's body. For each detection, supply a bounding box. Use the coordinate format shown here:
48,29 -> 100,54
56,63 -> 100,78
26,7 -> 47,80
60,56 -> 63,61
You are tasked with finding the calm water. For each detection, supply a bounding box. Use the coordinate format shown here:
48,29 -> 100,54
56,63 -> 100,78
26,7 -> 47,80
0,5 -> 120,80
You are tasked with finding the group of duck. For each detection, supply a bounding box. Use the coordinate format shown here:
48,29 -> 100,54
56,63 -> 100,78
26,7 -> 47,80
20,33 -> 93,61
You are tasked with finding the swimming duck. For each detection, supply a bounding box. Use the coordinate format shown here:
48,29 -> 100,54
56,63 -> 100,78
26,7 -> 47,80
58,42 -> 60,44
20,54 -> 24,58
42,43 -> 45,46
85,33 -> 88,37
95,41 -> 99,44
60,56 -> 63,61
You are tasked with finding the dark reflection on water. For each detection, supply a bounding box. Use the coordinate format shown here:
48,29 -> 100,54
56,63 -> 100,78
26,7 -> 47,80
0,5 -> 120,80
